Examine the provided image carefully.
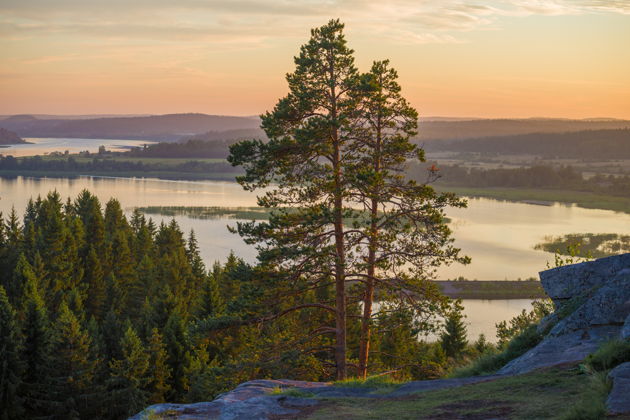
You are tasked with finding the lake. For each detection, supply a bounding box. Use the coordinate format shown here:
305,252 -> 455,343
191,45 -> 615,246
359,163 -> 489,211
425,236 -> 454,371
2,175 -> 629,341
0,137 -> 155,157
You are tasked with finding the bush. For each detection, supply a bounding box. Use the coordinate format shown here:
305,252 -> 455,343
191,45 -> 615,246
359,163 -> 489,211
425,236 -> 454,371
451,325 -> 543,377
586,339 -> 630,371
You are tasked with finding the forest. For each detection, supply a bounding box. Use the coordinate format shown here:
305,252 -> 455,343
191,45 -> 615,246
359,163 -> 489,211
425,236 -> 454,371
425,129 -> 630,159
126,138 -> 237,159
0,154 -> 241,178
408,163 -> 630,198
0,190 -> 500,419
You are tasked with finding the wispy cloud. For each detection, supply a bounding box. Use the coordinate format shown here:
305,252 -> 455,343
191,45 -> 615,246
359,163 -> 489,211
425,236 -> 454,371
0,0 -> 628,47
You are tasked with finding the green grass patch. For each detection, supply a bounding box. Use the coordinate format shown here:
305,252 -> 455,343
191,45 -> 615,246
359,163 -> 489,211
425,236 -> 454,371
269,386 -> 316,398
333,375 -> 404,393
557,371 -> 610,420
307,367 -> 593,420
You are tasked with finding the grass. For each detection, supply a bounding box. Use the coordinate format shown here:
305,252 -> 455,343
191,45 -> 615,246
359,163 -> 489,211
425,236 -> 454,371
306,367 -> 594,420
435,186 -> 630,214
557,371 -> 610,420
333,375 -> 404,393
269,386 -> 316,398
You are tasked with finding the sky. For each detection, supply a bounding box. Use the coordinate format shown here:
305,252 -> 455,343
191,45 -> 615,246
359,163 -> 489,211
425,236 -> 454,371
1,0 -> 629,119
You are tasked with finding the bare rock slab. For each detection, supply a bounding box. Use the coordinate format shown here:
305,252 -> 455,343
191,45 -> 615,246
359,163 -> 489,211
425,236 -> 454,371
607,362 -> 630,415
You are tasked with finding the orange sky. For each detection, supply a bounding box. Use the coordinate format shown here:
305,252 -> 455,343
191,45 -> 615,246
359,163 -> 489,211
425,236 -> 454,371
1,1 -> 629,118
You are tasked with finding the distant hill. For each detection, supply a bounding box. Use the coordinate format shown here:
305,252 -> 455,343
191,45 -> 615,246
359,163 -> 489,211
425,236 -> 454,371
424,128 -> 630,159
2,113 -> 629,143
0,113 -> 261,141
0,127 -> 26,145
416,118 -> 630,141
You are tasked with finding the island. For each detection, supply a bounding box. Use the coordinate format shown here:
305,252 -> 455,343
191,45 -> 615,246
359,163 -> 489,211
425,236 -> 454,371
0,127 -> 26,145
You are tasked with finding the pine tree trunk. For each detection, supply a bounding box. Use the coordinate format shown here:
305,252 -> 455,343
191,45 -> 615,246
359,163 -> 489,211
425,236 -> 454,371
358,111 -> 382,379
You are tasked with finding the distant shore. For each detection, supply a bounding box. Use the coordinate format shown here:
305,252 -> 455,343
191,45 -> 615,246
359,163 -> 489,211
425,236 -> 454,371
431,280 -> 547,300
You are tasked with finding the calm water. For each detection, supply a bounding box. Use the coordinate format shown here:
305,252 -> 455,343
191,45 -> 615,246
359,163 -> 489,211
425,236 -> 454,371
2,175 -> 629,341
0,137 -> 155,157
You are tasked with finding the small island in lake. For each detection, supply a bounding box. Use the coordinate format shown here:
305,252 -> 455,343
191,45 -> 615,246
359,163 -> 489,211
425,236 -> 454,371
0,127 -> 26,145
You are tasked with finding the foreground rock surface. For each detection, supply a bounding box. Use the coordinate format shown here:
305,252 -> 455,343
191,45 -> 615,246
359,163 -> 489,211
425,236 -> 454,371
130,379 -> 323,420
132,254 -> 630,419
607,362 -> 630,415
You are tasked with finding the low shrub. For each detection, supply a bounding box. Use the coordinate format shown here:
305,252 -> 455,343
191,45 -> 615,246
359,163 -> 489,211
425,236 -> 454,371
451,325 -> 543,377
585,339 -> 630,371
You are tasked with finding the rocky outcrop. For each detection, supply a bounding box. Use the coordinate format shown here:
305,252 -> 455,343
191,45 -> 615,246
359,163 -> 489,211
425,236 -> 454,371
130,379 -> 324,420
607,362 -> 630,415
539,253 -> 630,305
500,254 -> 630,375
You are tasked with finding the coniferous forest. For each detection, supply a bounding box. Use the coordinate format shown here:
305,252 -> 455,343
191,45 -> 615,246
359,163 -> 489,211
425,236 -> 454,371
0,189 -> 473,419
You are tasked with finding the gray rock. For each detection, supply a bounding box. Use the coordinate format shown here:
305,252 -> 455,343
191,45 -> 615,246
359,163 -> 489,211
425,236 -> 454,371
622,314 -> 630,340
129,379 -> 325,420
498,326 -> 621,375
548,270 -> 630,337
536,312 -> 559,335
607,362 -> 630,415
539,253 -> 630,304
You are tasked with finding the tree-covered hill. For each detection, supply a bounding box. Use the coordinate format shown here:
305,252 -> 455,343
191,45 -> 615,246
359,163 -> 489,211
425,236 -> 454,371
0,127 -> 26,145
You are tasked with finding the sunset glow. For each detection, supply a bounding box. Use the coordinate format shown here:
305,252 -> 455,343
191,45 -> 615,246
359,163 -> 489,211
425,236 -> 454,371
1,0 -> 629,118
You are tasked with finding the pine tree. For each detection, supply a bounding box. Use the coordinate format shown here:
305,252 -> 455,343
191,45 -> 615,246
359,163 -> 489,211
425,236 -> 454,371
108,326 -> 150,417
440,306 -> 468,359
0,286 -> 25,419
146,328 -> 172,404
228,19 -> 360,379
349,60 -> 468,377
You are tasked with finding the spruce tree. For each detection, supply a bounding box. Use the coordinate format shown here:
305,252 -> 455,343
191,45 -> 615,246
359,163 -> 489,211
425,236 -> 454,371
108,326 -> 150,417
21,277 -> 54,417
440,306 -> 468,359
0,286 -> 25,419
146,328 -> 172,404
50,302 -> 97,419
197,268 -> 225,319
164,311 -> 193,399
84,245 -> 106,321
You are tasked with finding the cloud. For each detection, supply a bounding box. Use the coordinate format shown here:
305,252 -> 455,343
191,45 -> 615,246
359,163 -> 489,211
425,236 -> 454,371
0,0 -> 628,47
